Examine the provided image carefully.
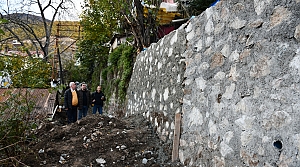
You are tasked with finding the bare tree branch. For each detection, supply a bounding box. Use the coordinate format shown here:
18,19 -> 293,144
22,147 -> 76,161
0,36 -> 14,43
5,17 -> 45,57
1,0 -> 76,61
42,0 -> 52,12
3,24 -> 32,57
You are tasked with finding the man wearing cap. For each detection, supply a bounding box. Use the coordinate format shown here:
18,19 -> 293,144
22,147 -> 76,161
77,82 -> 91,120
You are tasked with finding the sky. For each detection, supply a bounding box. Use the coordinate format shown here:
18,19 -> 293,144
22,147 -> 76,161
0,0 -> 85,21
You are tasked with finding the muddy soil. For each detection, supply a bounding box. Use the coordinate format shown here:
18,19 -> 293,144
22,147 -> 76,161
24,111 -> 183,167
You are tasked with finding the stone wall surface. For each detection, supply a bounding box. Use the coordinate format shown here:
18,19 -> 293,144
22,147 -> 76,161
126,26 -> 186,150
126,0 -> 300,166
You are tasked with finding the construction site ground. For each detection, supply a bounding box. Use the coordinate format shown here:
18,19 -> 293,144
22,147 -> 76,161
24,110 -> 183,167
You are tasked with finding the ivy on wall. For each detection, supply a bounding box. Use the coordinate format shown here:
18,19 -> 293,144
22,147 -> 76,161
102,44 -> 136,104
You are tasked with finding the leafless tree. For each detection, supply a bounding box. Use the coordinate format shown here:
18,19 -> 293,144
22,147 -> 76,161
0,0 -> 77,60
121,0 -> 160,52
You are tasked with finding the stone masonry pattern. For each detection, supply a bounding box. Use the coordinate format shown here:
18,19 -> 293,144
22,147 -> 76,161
127,0 -> 300,166
126,28 -> 186,150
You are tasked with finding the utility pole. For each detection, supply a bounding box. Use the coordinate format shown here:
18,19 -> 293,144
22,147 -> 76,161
56,23 -> 64,85
52,22 -> 81,85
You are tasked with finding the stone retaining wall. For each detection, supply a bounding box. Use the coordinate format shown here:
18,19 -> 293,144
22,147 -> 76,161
126,28 -> 186,150
127,0 -> 300,166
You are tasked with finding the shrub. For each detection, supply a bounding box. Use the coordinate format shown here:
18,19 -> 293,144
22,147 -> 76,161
0,89 -> 38,166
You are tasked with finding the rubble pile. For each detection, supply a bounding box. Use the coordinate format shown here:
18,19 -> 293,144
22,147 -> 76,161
24,113 -> 183,166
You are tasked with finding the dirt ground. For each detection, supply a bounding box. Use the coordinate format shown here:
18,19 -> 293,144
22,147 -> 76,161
23,110 -> 183,167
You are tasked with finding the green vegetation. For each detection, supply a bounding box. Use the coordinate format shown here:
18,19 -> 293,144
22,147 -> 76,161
0,56 -> 51,88
0,19 -> 8,35
77,0 -> 120,92
64,60 -> 90,84
102,44 -> 136,103
77,0 -> 153,106
0,89 -> 37,166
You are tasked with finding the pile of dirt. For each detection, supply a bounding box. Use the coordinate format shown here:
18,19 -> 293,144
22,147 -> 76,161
24,112 -> 183,167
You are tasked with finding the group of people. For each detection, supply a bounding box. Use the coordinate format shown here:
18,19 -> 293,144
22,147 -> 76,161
64,82 -> 106,124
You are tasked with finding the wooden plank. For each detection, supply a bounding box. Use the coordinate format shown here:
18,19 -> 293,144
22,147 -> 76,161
172,113 -> 181,162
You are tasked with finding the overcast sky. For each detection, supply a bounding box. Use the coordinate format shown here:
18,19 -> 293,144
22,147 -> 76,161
0,0 -> 84,21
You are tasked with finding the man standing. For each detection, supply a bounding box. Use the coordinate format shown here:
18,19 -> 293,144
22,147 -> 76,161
92,86 -> 106,115
64,82 -> 78,123
78,83 -> 91,120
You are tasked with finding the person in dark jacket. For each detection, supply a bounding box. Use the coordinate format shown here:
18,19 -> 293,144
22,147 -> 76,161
64,82 -> 78,123
77,83 -> 91,120
92,85 -> 106,115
